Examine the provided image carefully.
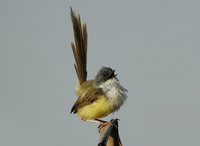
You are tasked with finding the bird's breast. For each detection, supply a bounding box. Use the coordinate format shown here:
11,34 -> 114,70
99,78 -> 127,112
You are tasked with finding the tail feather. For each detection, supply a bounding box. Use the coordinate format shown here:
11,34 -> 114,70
70,7 -> 88,85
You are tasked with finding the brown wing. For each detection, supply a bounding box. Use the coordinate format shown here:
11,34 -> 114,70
70,88 -> 103,114
70,7 -> 88,85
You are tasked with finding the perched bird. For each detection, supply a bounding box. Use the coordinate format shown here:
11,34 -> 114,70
70,8 -> 127,124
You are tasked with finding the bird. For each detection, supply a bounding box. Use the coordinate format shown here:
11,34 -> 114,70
70,8 -> 127,124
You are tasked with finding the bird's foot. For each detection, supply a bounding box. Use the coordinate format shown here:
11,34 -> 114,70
96,119 -> 117,129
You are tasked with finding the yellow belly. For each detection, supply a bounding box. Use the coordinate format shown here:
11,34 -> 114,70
77,96 -> 111,121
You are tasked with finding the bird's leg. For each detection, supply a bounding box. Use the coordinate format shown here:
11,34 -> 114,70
86,119 -> 102,124
95,119 -> 118,130
86,119 -> 117,128
95,118 -> 108,123
86,119 -> 108,124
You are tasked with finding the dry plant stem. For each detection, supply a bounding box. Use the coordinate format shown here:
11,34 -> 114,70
98,119 -> 122,146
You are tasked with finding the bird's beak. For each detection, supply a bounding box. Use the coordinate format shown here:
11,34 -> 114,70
113,70 -> 117,78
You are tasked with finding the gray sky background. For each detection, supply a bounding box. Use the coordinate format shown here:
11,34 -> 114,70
1,0 -> 200,146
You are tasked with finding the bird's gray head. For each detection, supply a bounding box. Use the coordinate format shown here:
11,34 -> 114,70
95,67 -> 117,86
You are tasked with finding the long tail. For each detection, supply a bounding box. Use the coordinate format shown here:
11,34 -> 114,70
70,7 -> 88,85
